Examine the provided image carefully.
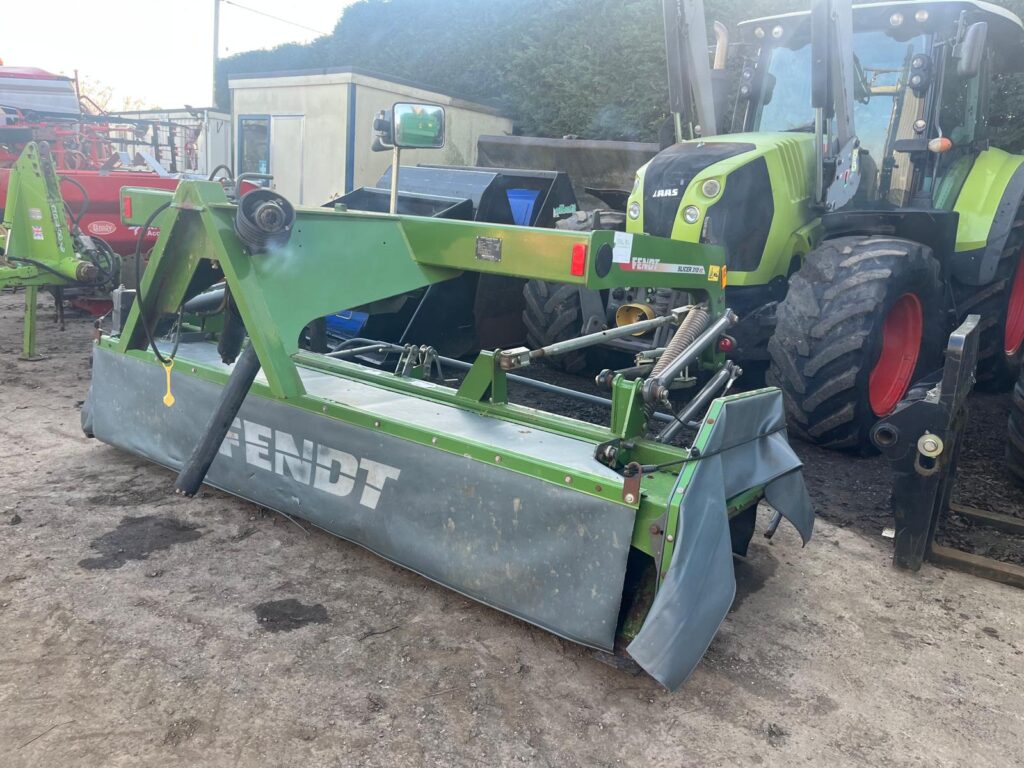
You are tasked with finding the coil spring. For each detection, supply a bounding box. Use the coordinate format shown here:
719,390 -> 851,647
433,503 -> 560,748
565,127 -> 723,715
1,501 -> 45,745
651,306 -> 710,379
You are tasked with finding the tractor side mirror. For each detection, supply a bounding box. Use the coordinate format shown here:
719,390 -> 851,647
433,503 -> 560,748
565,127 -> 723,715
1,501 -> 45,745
957,21 -> 988,78
392,102 -> 445,149
371,110 -> 393,152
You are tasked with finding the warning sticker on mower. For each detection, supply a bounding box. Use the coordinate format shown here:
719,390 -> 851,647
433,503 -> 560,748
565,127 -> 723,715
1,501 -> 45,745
612,232 -> 633,263
621,257 -> 706,275
28,208 -> 43,221
31,226 -> 44,241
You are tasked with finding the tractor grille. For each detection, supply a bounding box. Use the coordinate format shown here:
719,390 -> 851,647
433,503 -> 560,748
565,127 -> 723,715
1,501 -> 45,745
641,142 -> 754,239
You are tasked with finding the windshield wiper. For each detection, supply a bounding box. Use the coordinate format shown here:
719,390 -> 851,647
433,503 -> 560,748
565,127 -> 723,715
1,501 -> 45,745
784,121 -> 816,133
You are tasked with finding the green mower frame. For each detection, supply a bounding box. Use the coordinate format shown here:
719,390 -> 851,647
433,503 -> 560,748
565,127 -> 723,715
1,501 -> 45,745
82,179 -> 813,689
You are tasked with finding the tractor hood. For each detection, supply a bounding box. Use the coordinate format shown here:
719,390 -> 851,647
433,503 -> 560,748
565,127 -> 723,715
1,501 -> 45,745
626,133 -> 816,276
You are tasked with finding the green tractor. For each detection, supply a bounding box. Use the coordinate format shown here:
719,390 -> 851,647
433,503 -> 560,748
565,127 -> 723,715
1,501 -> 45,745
525,0 -> 1024,449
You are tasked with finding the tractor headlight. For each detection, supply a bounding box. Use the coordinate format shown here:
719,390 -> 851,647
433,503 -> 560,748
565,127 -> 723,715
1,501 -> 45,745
682,205 -> 701,224
890,12 -> 904,26
701,179 -> 721,198
915,9 -> 929,22
628,201 -> 641,220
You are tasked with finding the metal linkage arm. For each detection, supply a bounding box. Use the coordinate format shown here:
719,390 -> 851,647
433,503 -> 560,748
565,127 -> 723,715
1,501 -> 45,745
499,306 -> 695,371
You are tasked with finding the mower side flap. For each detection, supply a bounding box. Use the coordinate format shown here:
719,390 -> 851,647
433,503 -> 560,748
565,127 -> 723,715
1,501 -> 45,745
628,390 -> 813,690
86,344 -> 637,650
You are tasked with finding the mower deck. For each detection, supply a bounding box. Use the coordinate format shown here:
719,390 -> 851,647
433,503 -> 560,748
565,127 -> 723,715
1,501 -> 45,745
87,340 -> 636,651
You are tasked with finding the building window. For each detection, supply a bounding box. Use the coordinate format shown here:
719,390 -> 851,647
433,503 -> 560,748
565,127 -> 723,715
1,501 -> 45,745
238,116 -> 270,176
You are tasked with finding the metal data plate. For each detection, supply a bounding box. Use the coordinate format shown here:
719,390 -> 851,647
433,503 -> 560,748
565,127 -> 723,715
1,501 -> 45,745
475,235 -> 502,262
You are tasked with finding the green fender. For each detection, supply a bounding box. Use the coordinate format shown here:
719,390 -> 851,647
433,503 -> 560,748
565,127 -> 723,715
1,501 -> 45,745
951,147 -> 1024,286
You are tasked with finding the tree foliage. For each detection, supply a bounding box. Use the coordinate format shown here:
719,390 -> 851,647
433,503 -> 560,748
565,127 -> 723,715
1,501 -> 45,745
216,0 -> 1024,150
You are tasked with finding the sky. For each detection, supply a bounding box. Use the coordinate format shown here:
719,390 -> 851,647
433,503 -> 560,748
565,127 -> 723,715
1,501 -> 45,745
0,0 -> 355,109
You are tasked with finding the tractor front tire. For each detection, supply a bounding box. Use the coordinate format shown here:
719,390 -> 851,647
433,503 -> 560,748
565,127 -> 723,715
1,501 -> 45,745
521,210 -> 622,373
1008,366 -> 1024,486
522,280 -> 589,374
768,236 -> 944,450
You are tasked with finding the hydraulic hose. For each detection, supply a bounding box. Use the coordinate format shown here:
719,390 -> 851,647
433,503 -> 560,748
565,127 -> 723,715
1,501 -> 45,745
650,306 -> 710,379
208,164 -> 234,181
174,342 -> 261,496
59,175 -> 90,230
133,200 -> 174,363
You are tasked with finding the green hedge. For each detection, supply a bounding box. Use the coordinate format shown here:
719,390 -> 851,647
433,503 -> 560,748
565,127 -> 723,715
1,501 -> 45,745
216,0 -> 1024,151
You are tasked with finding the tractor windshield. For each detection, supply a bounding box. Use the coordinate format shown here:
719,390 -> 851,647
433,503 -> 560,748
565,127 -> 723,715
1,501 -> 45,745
755,28 -> 929,204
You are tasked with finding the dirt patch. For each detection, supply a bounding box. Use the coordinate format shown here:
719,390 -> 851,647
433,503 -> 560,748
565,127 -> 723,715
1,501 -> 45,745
162,717 -> 201,746
78,515 -> 203,570
253,598 -> 330,632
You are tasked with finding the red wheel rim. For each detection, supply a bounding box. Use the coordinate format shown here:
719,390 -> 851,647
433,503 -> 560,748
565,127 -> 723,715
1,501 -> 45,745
1004,257 -> 1024,356
869,293 -> 923,416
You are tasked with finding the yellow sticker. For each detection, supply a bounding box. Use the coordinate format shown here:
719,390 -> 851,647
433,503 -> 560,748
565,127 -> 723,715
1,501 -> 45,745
708,265 -> 720,282
162,359 -> 175,407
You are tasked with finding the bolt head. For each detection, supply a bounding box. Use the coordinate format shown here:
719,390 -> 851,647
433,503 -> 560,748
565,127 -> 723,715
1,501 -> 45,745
625,493 -> 636,504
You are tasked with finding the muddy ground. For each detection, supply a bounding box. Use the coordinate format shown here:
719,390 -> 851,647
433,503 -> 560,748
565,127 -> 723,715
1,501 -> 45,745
1,290 -> 1022,768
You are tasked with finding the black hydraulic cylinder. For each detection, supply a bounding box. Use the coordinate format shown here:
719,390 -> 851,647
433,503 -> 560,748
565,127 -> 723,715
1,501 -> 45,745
174,343 -> 261,497
218,296 -> 247,364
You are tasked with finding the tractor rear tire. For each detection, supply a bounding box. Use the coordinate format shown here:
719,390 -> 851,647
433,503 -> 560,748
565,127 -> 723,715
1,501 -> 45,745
522,280 -> 588,374
767,236 -> 944,451
521,210 -> 622,373
953,219 -> 1024,391
1008,366 -> 1024,486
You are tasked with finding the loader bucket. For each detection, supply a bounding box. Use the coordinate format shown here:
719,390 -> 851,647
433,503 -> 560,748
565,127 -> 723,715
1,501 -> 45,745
89,181 -> 813,688
476,134 -> 660,209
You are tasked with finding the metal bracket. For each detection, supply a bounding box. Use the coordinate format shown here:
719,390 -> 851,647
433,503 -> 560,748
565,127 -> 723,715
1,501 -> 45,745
455,350 -> 508,404
870,314 -> 1024,588
621,461 -> 643,506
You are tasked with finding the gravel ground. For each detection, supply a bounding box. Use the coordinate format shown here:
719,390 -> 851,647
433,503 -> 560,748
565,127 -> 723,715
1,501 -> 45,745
1,290 -> 1022,768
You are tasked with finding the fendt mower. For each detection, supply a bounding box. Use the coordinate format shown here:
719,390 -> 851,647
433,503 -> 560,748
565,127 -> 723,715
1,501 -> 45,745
524,0 -> 1024,450
81,102 -> 812,689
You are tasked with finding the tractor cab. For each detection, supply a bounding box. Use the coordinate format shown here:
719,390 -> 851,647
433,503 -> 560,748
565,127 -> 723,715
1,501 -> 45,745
736,0 -> 1024,208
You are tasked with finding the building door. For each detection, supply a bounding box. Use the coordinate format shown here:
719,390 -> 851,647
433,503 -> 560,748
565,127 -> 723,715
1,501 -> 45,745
270,115 -> 305,204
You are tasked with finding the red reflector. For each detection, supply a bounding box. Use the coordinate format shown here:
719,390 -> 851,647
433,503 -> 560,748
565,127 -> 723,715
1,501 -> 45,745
717,336 -> 735,352
570,243 -> 587,276
122,195 -> 133,220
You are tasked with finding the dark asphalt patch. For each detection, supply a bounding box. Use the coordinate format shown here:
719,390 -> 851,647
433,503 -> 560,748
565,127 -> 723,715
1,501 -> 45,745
254,599 -> 330,632
79,516 -> 202,570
